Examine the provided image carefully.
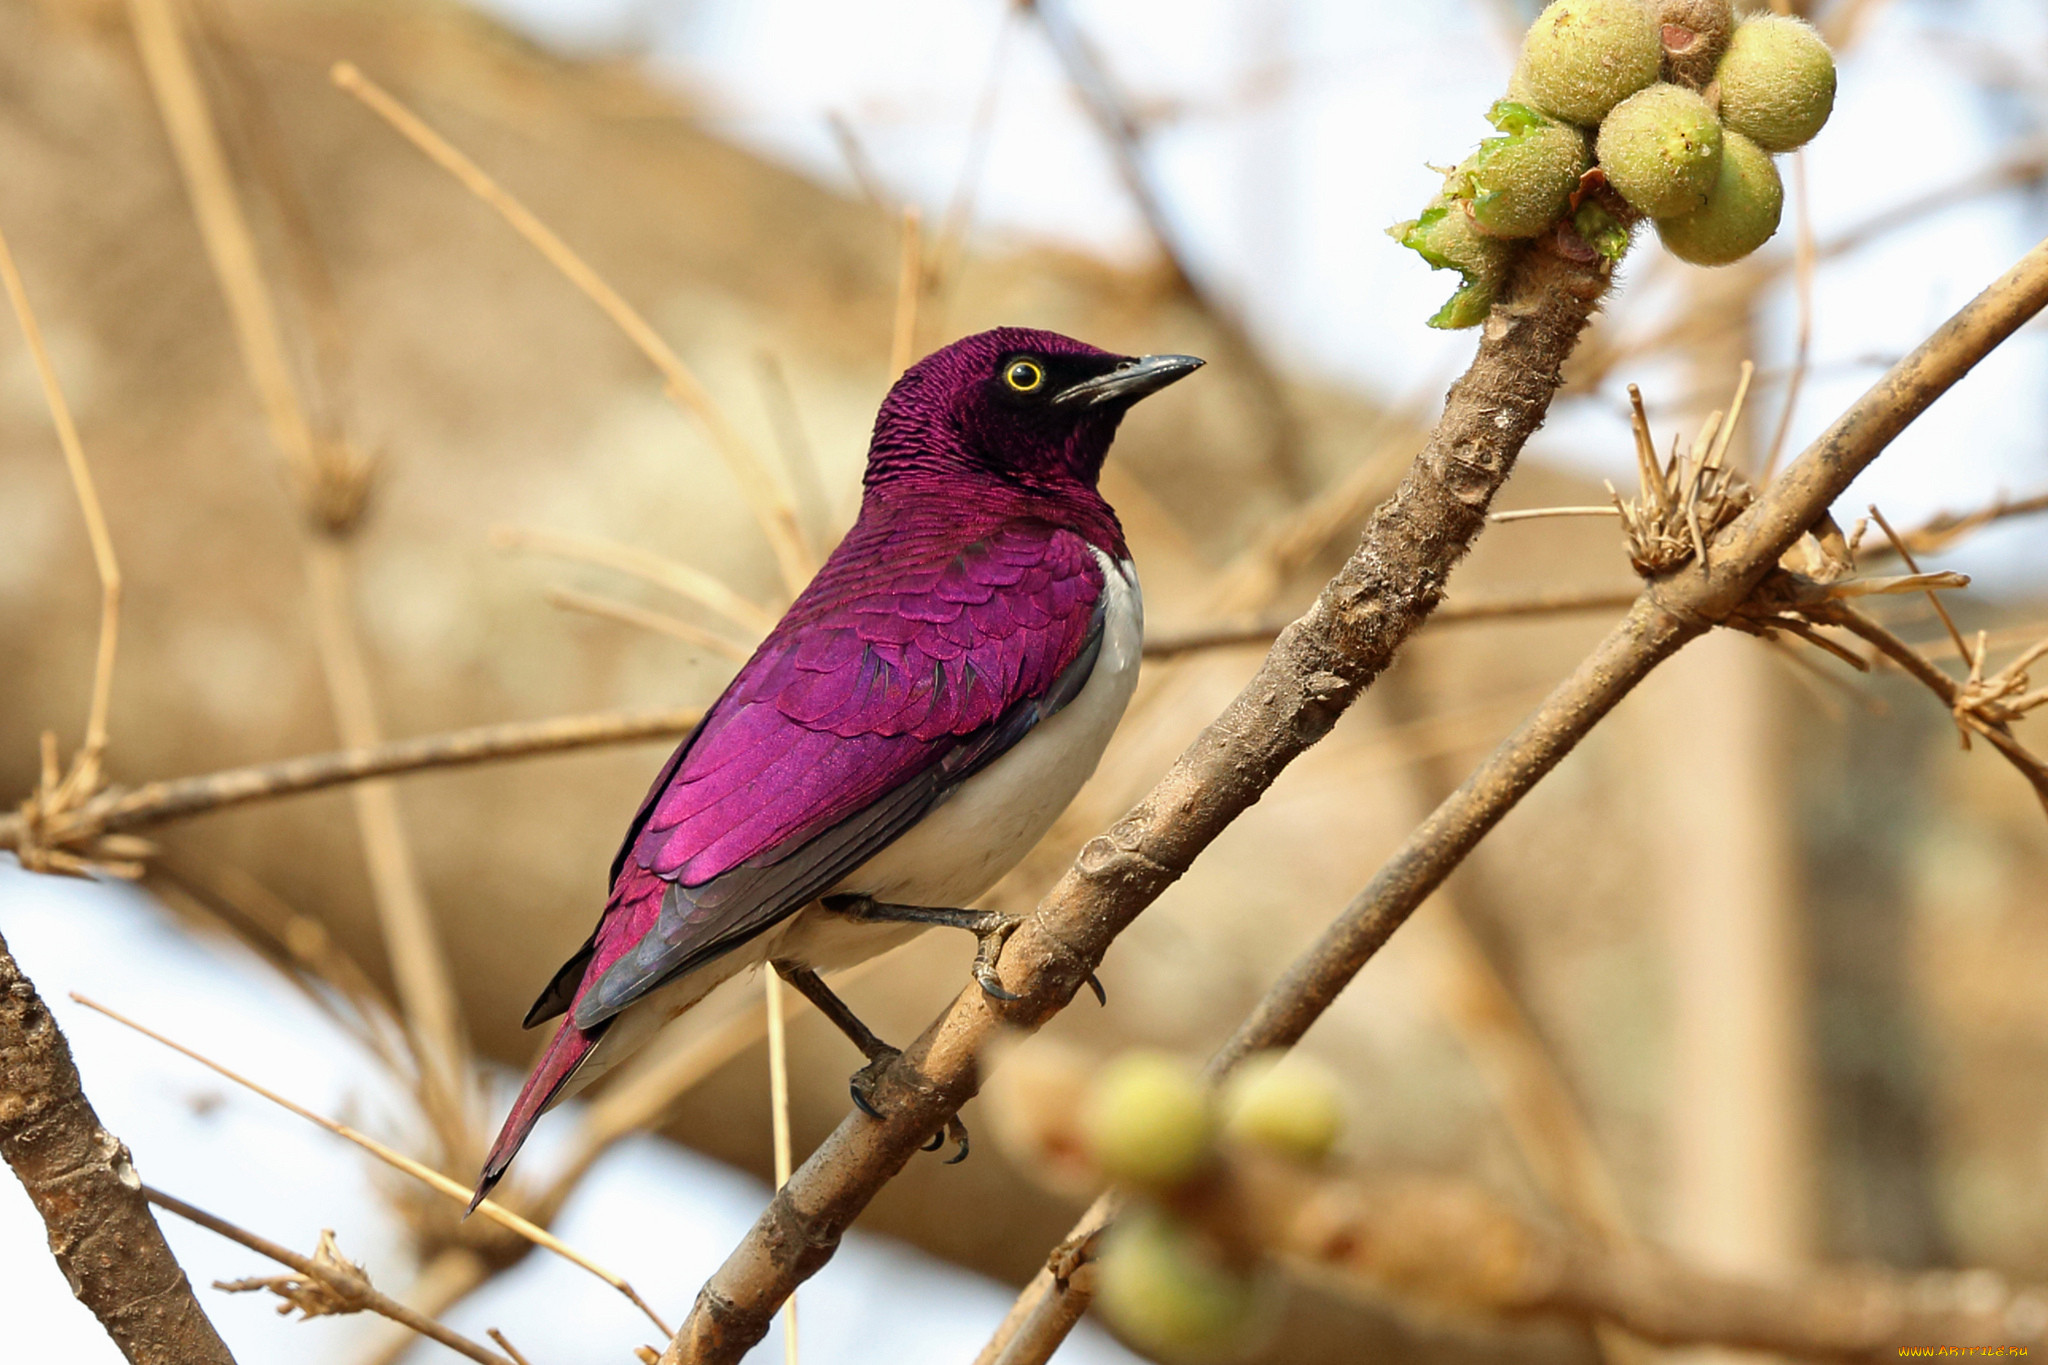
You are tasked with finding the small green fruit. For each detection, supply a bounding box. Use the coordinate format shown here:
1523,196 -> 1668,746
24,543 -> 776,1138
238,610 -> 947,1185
1082,1052 -> 1215,1189
1096,1210 -> 1269,1362
1520,0 -> 1662,125
1459,102 -> 1592,239
1596,83 -> 1723,217
1715,15 -> 1836,152
1219,1052 -> 1344,1163
1656,128 -> 1782,265
1390,201 -> 1515,330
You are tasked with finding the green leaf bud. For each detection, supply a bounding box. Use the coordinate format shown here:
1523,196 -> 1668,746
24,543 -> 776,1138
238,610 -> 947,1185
1596,83 -> 1723,217
1520,0 -> 1662,125
1096,1210 -> 1271,1362
1655,128 -> 1782,265
1572,200 -> 1633,261
1458,102 -> 1593,239
1219,1052 -> 1344,1163
1390,201 -> 1514,330
1082,1051 -> 1216,1189
1715,15 -> 1836,152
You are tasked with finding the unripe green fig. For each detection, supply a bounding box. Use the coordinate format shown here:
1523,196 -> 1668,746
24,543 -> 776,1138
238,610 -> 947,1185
1390,201 -> 1514,330
1596,83 -> 1723,217
1096,1210 -> 1271,1362
1520,0 -> 1662,125
1082,1052 -> 1215,1189
1220,1052 -> 1344,1163
1459,102 -> 1592,239
1656,128 -> 1782,264
1715,15 -> 1836,152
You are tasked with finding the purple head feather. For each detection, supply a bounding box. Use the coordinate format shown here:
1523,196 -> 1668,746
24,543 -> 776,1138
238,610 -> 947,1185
866,328 -> 1202,494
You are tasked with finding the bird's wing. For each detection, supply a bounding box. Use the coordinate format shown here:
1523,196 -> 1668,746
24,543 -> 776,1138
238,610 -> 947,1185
554,517 -> 1111,1030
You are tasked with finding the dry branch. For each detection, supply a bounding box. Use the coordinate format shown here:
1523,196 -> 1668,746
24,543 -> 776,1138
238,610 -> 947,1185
0,708 -> 701,866
0,933 -> 235,1365
981,232 -> 2048,1364
143,1186 -> 512,1365
662,227 -> 1622,1363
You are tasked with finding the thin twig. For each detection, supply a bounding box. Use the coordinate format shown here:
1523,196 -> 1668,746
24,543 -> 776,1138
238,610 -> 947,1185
0,707 -> 702,859
70,994 -> 674,1339
975,233 -> 2048,1364
764,973 -> 800,1365
493,525 -> 778,635
889,205 -> 922,379
1141,588 -> 1640,660
487,1328 -> 535,1365
1761,152 -> 1816,479
0,222 -> 121,800
1867,504 -> 1972,662
330,61 -> 813,590
1487,506 -> 1624,523
546,586 -> 755,661
143,1186 -> 511,1365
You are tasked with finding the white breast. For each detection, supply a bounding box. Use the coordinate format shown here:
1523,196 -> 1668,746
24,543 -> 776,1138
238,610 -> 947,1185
778,551 -> 1144,970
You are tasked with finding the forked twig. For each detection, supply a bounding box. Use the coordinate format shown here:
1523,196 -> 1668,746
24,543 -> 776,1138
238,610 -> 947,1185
144,1187 -> 513,1365
71,995 -> 674,1339
330,61 -> 813,590
493,525 -> 778,635
0,220 -> 124,871
546,586 -> 756,661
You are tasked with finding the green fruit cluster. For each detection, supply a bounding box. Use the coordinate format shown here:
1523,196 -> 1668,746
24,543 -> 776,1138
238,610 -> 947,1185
1082,1050 -> 1345,1360
1392,0 -> 1836,325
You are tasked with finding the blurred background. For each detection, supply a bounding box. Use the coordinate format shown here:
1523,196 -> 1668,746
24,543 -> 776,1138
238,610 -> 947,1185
1,0 -> 2045,1361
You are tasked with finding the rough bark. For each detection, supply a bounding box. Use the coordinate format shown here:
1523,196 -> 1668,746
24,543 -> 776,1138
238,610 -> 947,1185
0,930 -> 236,1365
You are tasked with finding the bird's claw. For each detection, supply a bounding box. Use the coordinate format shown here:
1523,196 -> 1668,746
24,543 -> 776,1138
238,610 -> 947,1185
849,1050 -> 973,1163
1084,972 -> 1107,1006
942,1116 -> 970,1164
971,913 -> 1025,1002
849,1047 -> 900,1120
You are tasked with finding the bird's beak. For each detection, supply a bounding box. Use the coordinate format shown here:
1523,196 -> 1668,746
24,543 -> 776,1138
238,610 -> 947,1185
1053,353 -> 1205,409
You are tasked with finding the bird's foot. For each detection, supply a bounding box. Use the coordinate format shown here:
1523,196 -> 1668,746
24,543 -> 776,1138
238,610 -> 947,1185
848,1047 -> 970,1163
825,895 -> 1036,1003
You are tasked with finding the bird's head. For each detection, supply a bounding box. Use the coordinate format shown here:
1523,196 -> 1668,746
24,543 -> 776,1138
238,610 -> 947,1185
865,328 -> 1202,493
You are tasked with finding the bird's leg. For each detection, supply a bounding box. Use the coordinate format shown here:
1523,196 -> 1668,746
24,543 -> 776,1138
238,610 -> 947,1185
771,960 -> 967,1161
822,894 -> 1107,1006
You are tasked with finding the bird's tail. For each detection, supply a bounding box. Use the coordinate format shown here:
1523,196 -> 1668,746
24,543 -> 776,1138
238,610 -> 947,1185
469,1016 -> 604,1214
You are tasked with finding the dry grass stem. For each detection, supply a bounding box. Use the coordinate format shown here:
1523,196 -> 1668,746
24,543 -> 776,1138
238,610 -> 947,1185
763,972 -> 800,1365
487,1328 -> 536,1365
330,61 -> 814,590
72,995 -> 673,1339
0,707 -> 702,865
1761,153 -> 1816,479
890,205 -> 923,379
1142,587 -> 1641,660
494,526 -> 779,635
143,1186 -> 512,1365
1880,487 -> 2048,556
546,586 -> 757,662
0,221 -> 124,873
1487,506 -> 1623,523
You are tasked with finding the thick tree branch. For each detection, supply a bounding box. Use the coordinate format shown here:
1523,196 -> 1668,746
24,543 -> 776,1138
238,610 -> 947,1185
662,232 -> 1620,1363
0,932 -> 236,1365
1,707 -> 701,869
981,233 -> 2048,1363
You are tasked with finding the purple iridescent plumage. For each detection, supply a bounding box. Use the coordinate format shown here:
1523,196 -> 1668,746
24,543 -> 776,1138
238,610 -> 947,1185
475,328 -> 1195,1205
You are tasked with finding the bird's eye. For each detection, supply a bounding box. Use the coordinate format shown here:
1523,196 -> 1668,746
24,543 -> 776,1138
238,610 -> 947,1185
1003,359 -> 1046,393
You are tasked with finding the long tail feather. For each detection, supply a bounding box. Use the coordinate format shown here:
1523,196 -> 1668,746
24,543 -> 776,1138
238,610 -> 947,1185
470,1016 -> 604,1213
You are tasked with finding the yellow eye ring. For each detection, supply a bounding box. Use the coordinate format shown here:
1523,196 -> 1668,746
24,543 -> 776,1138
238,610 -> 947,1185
1003,359 -> 1046,393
